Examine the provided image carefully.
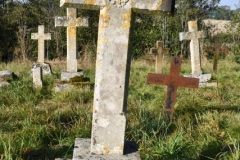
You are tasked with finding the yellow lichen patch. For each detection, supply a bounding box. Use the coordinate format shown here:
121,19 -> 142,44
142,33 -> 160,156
84,0 -> 95,5
155,0 -> 163,10
121,10 -> 132,30
119,144 -> 123,151
103,145 -> 110,155
96,59 -> 102,67
99,7 -> 110,29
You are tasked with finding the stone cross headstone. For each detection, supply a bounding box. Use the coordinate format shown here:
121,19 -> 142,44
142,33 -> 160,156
179,20 -> 213,86
150,41 -> 169,74
55,8 -> 88,74
59,0 -> 173,159
147,57 -> 199,120
179,20 -> 206,75
31,25 -> 51,63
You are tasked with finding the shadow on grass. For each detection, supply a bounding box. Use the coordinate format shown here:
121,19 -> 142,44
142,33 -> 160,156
22,145 -> 73,160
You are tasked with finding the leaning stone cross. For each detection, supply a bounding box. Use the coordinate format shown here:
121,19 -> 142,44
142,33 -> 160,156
147,57 -> 199,120
31,25 -> 51,63
179,20 -> 207,76
150,41 -> 169,74
55,8 -> 88,72
60,0 -> 173,158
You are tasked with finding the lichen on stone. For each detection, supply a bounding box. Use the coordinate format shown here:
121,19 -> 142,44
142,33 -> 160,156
109,0 -> 129,7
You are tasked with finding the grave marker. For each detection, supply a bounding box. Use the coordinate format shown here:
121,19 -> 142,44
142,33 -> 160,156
150,41 -> 169,74
179,20 -> 206,75
213,41 -> 220,73
31,64 -> 43,88
55,8 -> 88,73
179,20 -> 214,86
59,0 -> 174,159
31,25 -> 51,63
147,57 -> 199,120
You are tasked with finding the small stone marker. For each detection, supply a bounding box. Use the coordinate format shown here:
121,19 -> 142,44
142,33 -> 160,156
150,41 -> 169,74
147,57 -> 199,120
55,8 -> 88,76
31,25 -> 51,64
58,0 -> 173,159
31,64 -> 43,88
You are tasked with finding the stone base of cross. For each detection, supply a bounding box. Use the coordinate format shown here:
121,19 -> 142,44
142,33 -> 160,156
33,62 -> 52,75
57,138 -> 140,160
60,70 -> 83,82
183,74 -> 217,87
0,70 -> 14,88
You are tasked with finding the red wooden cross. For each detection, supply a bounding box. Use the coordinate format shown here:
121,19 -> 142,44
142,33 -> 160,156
147,57 -> 199,120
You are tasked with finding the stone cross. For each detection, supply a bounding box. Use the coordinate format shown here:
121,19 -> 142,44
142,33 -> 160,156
150,41 -> 169,74
55,8 -> 88,72
147,57 -> 199,120
31,25 -> 51,63
61,0 -> 173,157
179,20 -> 207,76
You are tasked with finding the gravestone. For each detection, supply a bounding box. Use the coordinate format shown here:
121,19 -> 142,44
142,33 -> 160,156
57,0 -> 174,159
179,20 -> 214,87
150,41 -> 169,74
31,64 -> 43,88
55,8 -> 88,82
31,25 -> 52,75
147,57 -> 199,120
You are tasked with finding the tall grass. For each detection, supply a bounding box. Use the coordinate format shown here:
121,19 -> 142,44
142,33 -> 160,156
0,54 -> 240,159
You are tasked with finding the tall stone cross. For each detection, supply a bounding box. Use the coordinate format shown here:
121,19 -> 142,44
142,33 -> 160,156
147,57 -> 199,120
61,0 -> 173,157
179,20 -> 207,76
31,25 -> 51,63
150,41 -> 169,74
55,8 -> 88,72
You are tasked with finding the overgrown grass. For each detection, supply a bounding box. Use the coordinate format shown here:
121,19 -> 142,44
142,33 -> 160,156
0,54 -> 240,159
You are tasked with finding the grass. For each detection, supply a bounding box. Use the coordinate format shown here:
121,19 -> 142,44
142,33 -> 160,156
0,54 -> 240,160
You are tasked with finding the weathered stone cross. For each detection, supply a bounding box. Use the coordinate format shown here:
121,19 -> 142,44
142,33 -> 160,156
31,25 -> 51,63
150,41 -> 169,74
179,20 -> 207,76
55,8 -> 88,72
147,57 -> 199,120
60,0 -> 173,157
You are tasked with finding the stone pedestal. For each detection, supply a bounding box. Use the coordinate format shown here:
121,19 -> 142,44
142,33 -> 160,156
0,70 -> 14,88
56,138 -> 141,160
0,70 -> 13,81
32,62 -> 52,75
61,70 -> 83,82
184,73 -> 217,87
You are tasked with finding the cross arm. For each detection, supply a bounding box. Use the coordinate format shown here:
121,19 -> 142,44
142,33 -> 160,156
60,0 -> 104,9
132,0 -> 174,14
178,77 -> 199,88
31,33 -> 39,39
147,73 -> 169,85
55,16 -> 88,27
180,31 -> 207,41
60,0 -> 174,14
